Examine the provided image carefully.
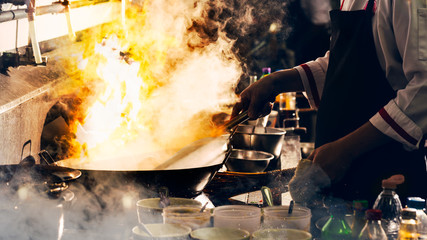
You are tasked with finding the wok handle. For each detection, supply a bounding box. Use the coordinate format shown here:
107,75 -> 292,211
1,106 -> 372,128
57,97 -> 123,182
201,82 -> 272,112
223,110 -> 249,130
38,150 -> 56,165
221,144 -> 233,166
20,139 -> 32,161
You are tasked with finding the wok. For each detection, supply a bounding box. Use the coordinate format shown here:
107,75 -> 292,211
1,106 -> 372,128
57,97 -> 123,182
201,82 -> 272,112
0,163 -> 81,200
0,164 -> 81,183
57,135 -> 231,198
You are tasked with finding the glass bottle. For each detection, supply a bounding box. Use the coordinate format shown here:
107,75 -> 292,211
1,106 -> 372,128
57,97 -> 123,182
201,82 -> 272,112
398,208 -> 419,240
373,175 -> 404,240
406,197 -> 427,240
358,209 -> 387,240
321,204 -> 353,240
352,200 -> 369,239
249,75 -> 258,85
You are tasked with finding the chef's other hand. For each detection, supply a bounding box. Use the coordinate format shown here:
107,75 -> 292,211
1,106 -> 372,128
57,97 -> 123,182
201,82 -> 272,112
308,140 -> 353,183
231,74 -> 278,120
307,122 -> 392,183
288,159 -> 331,205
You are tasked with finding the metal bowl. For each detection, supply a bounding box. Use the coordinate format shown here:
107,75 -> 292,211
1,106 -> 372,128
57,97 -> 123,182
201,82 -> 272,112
229,125 -> 286,159
225,149 -> 274,173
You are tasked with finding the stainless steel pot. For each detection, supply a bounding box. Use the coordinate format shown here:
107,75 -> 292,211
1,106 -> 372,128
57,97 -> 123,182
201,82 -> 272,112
229,125 -> 286,159
229,125 -> 285,171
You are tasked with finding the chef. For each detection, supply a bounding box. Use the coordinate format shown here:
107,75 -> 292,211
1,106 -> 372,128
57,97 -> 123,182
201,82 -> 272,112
232,0 -> 427,205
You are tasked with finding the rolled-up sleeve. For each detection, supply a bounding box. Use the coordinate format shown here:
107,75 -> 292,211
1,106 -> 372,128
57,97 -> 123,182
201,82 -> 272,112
294,51 -> 330,109
369,0 -> 427,150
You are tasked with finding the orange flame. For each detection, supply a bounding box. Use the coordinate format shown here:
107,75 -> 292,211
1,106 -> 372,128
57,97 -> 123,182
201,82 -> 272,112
59,0 -> 241,169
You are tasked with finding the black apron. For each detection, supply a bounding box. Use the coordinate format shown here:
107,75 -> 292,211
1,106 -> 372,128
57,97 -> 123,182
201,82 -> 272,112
315,0 -> 426,205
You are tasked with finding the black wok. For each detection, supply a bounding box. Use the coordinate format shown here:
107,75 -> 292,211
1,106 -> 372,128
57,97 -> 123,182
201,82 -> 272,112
0,164 -> 81,184
72,164 -> 224,198
57,136 -> 231,198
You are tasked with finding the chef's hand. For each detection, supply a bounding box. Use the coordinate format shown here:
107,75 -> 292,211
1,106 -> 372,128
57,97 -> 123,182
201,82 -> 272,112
232,69 -> 304,120
288,159 -> 331,204
307,140 -> 352,182
232,76 -> 276,120
308,121 -> 393,182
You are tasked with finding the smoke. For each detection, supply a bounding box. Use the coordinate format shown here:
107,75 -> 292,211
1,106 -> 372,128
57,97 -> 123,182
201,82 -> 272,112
0,170 -> 147,240
53,0 -> 289,170
0,0 -> 293,239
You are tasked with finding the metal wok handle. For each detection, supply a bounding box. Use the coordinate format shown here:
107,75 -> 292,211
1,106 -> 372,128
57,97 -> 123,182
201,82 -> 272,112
221,144 -> 234,166
223,110 -> 249,131
38,150 -> 57,165
20,139 -> 35,167
21,139 -> 32,161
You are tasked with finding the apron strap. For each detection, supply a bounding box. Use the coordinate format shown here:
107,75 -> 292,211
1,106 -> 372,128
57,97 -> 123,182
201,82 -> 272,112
365,0 -> 376,15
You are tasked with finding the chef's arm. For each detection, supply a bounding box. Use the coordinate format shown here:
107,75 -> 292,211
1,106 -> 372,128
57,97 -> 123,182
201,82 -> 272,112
367,0 -> 427,150
232,68 -> 304,119
309,121 -> 392,181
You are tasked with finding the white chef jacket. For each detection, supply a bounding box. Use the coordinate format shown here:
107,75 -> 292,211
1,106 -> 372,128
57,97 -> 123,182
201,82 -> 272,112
294,0 -> 427,150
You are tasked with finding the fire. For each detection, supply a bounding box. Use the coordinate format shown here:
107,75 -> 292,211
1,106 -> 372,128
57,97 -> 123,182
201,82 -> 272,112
58,0 -> 242,170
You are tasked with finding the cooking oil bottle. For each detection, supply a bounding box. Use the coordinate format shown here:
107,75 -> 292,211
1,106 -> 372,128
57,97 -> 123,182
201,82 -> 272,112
398,208 -> 419,240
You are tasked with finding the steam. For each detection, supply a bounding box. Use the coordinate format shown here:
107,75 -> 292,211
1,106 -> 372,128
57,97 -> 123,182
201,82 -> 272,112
57,0 -> 247,169
0,0 -> 294,239
36,0 -> 289,171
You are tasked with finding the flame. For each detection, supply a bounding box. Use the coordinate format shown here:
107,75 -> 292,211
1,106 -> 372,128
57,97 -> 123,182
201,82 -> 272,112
58,0 -> 242,170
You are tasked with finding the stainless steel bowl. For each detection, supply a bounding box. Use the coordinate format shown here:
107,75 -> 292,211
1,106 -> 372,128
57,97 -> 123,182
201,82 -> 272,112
229,126 -> 286,159
225,149 -> 275,173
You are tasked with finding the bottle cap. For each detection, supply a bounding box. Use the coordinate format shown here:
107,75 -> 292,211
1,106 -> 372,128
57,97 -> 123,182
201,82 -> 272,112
365,209 -> 382,220
353,200 -> 369,211
401,208 -> 417,220
381,174 -> 405,189
406,197 -> 426,210
262,67 -> 271,75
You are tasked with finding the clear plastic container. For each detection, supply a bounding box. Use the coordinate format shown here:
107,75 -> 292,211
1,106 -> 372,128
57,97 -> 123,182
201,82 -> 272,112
358,209 -> 387,240
252,228 -> 312,240
406,197 -> 427,240
397,208 -> 419,240
132,223 -> 191,240
373,175 -> 404,240
262,205 -> 311,231
190,227 -> 250,240
213,205 -> 261,234
136,198 -> 201,224
163,206 -> 211,230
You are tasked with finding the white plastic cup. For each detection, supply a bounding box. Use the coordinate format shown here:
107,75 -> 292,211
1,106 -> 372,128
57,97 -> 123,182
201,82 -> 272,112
136,198 -> 201,224
213,205 -> 261,234
132,223 -> 191,240
262,205 -> 311,231
252,228 -> 312,240
163,206 -> 211,230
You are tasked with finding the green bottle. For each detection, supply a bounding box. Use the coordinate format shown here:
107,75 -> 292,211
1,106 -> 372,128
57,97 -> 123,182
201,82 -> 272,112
322,204 -> 353,240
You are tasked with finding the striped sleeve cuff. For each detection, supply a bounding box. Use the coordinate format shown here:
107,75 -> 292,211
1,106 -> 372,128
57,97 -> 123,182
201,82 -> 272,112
370,100 -> 423,150
294,61 -> 326,109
